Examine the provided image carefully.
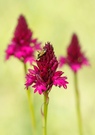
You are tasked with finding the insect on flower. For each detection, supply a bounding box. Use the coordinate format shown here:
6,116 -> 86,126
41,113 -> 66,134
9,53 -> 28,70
37,49 -> 46,59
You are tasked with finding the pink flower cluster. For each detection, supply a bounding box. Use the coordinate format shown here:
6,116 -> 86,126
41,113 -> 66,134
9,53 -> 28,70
5,15 -> 41,64
59,34 -> 89,72
25,42 -> 68,94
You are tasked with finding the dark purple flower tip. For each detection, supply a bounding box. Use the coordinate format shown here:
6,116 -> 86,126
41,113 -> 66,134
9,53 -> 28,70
25,42 -> 68,95
59,33 -> 90,72
5,14 -> 41,64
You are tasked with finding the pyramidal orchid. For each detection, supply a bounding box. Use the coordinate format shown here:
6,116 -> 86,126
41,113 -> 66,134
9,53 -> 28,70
5,15 -> 41,64
59,34 -> 89,72
25,42 -> 68,135
59,34 -> 90,135
25,42 -> 68,95
5,15 -> 40,134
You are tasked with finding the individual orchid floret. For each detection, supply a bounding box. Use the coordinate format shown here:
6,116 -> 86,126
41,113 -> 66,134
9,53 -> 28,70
5,15 -> 41,64
25,42 -> 68,94
59,34 -> 90,72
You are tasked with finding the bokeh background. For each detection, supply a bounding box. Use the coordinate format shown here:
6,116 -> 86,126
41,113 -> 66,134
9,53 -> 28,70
0,0 -> 95,135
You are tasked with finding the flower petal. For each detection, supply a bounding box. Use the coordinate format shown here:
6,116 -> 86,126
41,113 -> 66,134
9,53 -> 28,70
52,71 -> 68,89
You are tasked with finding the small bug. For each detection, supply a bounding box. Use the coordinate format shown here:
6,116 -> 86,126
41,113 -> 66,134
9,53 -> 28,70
37,49 -> 46,59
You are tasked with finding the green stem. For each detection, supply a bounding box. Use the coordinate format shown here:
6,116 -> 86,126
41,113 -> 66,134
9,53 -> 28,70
74,72 -> 83,135
24,64 -> 36,135
43,92 -> 49,135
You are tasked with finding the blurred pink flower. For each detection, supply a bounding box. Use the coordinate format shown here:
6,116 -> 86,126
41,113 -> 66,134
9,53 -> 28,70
25,42 -> 68,94
59,34 -> 89,72
5,15 -> 41,64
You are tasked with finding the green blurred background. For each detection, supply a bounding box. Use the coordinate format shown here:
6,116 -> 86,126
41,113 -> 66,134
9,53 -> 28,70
0,0 -> 95,135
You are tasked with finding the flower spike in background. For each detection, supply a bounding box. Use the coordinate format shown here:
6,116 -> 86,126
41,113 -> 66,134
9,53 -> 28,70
59,33 -> 90,135
59,34 -> 89,72
5,15 -> 41,64
5,15 -> 41,135
25,42 -> 68,135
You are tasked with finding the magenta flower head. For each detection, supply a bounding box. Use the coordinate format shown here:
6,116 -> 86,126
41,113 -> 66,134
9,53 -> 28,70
25,42 -> 68,94
5,15 -> 41,64
59,34 -> 90,72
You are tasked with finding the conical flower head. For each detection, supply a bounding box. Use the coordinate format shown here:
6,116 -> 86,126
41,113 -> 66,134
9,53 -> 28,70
13,15 -> 32,46
5,15 -> 41,64
59,34 -> 89,72
25,42 -> 68,94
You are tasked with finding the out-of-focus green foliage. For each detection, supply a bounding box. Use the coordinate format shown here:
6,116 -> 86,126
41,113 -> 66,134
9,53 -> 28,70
0,0 -> 95,135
